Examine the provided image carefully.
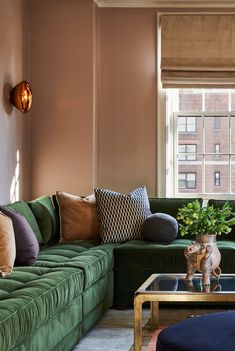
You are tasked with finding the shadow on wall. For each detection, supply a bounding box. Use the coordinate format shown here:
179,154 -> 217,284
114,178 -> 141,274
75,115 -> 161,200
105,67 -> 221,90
2,77 -> 13,115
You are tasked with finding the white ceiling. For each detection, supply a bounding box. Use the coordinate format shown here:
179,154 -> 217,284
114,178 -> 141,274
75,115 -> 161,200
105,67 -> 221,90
93,0 -> 235,8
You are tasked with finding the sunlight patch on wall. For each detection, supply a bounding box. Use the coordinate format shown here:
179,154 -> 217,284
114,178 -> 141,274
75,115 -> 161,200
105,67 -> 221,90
10,150 -> 20,203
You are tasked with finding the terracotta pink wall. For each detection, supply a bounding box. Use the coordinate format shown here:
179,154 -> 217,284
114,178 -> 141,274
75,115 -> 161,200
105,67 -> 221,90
28,0 -> 96,197
28,2 -> 157,198
97,8 -> 157,195
0,0 -> 30,204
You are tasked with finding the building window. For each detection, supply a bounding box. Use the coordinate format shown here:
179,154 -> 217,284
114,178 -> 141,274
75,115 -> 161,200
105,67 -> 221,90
214,172 -> 221,186
214,116 -> 221,130
178,116 -> 196,133
214,143 -> 220,159
178,144 -> 197,161
178,173 -> 196,189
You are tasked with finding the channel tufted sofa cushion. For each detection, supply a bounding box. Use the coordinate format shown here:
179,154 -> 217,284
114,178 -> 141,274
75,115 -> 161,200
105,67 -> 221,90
0,265 -> 84,351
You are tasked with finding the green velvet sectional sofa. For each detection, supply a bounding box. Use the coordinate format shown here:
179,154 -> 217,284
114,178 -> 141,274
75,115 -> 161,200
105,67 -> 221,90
1,195 -> 235,351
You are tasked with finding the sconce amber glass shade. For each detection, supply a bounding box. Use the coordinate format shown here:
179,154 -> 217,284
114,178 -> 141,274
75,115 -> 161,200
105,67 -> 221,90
10,81 -> 32,113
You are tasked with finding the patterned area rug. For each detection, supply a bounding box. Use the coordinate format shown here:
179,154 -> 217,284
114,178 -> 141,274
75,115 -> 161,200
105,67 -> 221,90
74,309 -> 163,351
129,323 -> 165,351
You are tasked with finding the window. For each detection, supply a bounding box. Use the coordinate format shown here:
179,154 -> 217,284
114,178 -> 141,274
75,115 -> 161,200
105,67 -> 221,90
214,144 -> 220,159
178,116 -> 196,133
178,144 -> 197,161
176,112 -> 232,194
159,89 -> 235,197
214,117 -> 221,130
178,173 -> 196,189
214,172 -> 221,186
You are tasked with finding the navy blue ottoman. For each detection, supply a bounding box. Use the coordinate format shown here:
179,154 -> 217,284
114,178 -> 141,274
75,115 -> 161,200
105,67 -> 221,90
157,311 -> 235,351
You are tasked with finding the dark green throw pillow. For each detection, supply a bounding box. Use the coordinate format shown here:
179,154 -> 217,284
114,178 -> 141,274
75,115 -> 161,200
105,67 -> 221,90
4,201 -> 43,244
28,196 -> 57,244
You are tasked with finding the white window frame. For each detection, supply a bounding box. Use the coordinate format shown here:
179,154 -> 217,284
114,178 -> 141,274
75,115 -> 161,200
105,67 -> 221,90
157,88 -> 235,199
174,110 -> 235,197
156,11 -> 235,200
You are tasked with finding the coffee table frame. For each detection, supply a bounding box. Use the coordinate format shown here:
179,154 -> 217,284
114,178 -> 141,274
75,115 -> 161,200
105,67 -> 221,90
134,273 -> 235,351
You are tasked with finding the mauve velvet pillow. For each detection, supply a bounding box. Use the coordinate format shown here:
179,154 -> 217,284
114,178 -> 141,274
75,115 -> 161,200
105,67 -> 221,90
141,213 -> 178,243
0,207 -> 39,265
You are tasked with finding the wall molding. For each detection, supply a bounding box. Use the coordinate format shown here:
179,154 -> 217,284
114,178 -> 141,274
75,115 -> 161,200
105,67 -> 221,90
93,0 -> 235,8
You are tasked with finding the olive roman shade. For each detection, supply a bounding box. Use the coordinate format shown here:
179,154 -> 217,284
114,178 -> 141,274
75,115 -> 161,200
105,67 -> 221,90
161,15 -> 235,88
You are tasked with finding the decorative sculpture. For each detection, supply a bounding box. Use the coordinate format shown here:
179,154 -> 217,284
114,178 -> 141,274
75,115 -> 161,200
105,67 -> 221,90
184,235 -> 221,286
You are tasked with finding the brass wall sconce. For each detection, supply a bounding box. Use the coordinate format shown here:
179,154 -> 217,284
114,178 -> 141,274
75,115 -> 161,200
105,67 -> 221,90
10,81 -> 32,113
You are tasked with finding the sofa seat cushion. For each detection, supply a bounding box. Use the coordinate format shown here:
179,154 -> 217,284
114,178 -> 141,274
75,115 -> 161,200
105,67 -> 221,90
35,242 -> 118,288
114,239 -> 191,273
36,241 -> 92,265
65,249 -> 114,288
0,265 -> 84,351
114,239 -> 235,272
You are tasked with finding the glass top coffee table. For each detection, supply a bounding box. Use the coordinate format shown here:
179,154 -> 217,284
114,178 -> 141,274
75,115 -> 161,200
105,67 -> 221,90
134,273 -> 235,351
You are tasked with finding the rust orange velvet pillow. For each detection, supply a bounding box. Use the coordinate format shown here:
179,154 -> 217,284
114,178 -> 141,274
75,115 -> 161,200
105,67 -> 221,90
56,191 -> 100,242
0,212 -> 16,277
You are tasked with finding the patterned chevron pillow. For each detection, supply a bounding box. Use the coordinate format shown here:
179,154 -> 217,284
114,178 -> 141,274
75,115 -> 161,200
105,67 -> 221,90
94,187 -> 151,243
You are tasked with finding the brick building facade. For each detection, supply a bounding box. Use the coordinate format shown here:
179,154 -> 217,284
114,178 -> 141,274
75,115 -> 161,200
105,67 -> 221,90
177,89 -> 235,194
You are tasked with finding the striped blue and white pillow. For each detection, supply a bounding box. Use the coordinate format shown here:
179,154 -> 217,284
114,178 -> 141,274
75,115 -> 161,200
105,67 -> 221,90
94,187 -> 151,243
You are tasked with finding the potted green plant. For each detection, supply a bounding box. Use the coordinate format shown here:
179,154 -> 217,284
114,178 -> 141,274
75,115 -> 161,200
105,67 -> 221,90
177,199 -> 235,286
177,199 -> 235,237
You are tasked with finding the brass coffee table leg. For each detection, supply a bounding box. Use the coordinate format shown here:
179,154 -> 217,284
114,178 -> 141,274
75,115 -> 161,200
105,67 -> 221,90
134,294 -> 143,351
151,301 -> 159,328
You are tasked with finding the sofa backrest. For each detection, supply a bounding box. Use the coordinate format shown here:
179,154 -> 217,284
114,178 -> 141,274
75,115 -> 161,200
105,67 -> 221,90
28,196 -> 59,244
3,196 -> 60,246
4,201 -> 43,244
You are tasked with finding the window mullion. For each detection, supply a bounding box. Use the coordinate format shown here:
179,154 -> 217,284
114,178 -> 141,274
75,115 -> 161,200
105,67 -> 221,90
173,111 -> 178,197
229,114 -> 232,194
202,113 -> 205,195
